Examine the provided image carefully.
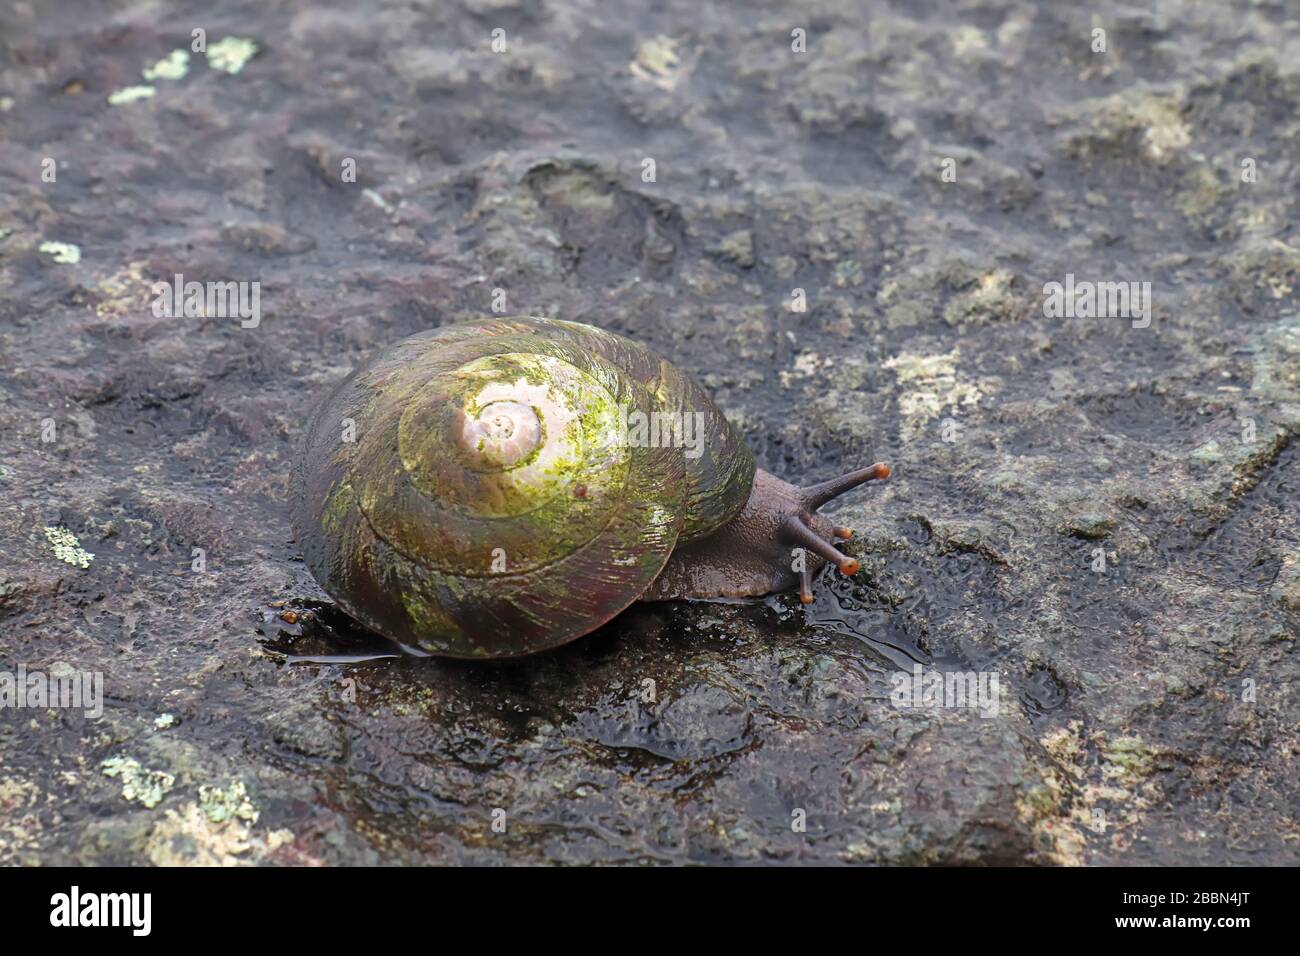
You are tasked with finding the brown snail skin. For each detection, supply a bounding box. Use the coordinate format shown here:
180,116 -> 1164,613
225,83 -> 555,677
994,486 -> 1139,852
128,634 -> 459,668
291,316 -> 889,659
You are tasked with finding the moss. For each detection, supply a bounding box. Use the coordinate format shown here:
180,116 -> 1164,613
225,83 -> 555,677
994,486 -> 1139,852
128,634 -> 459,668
320,481 -> 357,536
1057,512 -> 1116,541
399,566 -> 462,641
833,259 -> 864,287
1017,781 -> 1062,821
1101,736 -> 1157,782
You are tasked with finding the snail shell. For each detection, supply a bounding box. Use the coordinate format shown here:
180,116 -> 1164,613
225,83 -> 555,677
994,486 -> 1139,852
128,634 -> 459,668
292,317 -> 754,658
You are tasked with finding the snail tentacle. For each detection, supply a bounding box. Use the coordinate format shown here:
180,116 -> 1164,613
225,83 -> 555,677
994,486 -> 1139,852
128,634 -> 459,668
799,462 -> 890,510
780,513 -> 860,577
798,564 -> 814,605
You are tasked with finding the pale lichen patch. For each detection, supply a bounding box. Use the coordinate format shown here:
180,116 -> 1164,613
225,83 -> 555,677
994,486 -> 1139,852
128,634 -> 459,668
145,801 -> 291,866
1064,90 -> 1191,165
44,526 -> 93,568
94,261 -> 151,319
779,351 -> 829,388
198,779 -> 260,825
107,85 -> 156,106
207,37 -> 259,75
38,241 -> 81,265
362,188 -> 396,214
1100,735 -> 1157,784
143,49 -> 191,81
950,25 -> 989,58
883,348 -> 982,440
630,36 -> 688,90
1019,722 -> 1164,866
101,756 -> 175,809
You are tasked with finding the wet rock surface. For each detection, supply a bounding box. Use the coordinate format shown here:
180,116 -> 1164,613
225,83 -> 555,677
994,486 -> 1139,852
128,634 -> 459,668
1,0 -> 1297,864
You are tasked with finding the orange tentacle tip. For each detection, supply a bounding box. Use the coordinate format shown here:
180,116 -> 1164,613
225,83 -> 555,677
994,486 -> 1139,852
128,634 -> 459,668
874,462 -> 891,479
838,558 -> 861,576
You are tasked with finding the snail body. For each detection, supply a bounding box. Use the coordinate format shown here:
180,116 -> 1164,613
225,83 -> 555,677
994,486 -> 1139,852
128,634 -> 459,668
291,317 -> 888,658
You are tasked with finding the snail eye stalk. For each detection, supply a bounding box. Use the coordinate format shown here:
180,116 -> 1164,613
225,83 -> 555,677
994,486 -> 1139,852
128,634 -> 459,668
781,514 -> 860,577
784,461 -> 889,602
799,462 -> 890,511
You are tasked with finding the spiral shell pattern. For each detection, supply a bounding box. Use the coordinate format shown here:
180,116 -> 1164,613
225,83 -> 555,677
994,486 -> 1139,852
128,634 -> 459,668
291,317 -> 754,657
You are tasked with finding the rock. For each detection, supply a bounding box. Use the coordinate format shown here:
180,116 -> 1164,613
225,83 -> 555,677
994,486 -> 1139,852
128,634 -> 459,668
1,0 -> 1295,867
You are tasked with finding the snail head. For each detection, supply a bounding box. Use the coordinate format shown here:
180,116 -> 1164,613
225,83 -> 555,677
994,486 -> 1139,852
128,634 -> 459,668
640,461 -> 891,605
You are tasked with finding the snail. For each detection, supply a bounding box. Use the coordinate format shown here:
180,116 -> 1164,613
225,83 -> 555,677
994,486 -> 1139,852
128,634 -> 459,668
291,317 -> 889,658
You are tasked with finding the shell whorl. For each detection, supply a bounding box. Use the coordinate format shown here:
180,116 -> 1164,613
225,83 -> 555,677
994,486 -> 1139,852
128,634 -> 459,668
292,317 -> 755,658
382,347 -> 634,574
457,399 -> 541,470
